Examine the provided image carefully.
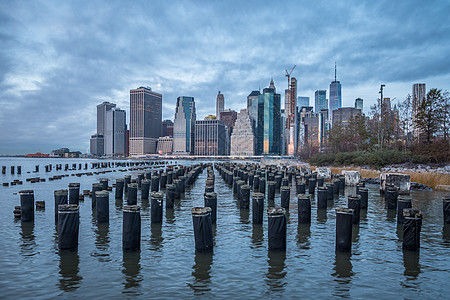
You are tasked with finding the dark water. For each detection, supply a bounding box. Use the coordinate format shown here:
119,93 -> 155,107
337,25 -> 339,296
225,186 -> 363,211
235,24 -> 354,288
0,157 -> 449,298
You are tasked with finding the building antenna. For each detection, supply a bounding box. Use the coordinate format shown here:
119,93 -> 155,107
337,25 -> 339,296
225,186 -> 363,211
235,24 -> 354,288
334,62 -> 337,81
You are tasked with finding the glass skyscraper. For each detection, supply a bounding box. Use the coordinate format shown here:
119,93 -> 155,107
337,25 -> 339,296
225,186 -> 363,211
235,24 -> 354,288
173,96 -> 196,155
314,90 -> 327,112
256,79 -> 281,155
329,64 -> 342,113
297,96 -> 310,109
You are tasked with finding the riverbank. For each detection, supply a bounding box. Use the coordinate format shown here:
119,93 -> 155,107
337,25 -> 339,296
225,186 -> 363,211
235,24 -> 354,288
310,165 -> 450,190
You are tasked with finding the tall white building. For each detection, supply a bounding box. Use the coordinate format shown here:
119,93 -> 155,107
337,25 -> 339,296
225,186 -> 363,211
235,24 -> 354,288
230,109 -> 255,156
173,96 -> 196,155
104,108 -> 126,156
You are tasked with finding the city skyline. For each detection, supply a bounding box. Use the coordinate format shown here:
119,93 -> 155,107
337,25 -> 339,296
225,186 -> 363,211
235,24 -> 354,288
1,0 -> 450,154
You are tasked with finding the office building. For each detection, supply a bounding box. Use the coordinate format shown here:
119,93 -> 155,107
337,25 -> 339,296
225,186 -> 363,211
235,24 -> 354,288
329,64 -> 342,113
129,86 -> 162,156
355,98 -> 363,111
173,96 -> 196,155
332,107 -> 362,126
162,119 -> 174,137
194,117 -> 226,156
90,134 -> 104,156
297,96 -> 310,109
156,136 -> 173,154
256,79 -> 281,155
247,90 -> 261,125
216,91 -> 224,120
230,109 -> 255,156
105,108 -> 126,156
315,90 -> 328,112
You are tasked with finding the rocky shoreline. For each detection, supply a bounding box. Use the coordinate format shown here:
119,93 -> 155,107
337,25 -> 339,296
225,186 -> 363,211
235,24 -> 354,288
364,177 -> 433,191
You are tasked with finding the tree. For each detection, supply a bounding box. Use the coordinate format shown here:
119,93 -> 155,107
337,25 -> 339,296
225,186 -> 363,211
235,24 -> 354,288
436,90 -> 450,140
414,88 -> 442,143
398,94 -> 413,151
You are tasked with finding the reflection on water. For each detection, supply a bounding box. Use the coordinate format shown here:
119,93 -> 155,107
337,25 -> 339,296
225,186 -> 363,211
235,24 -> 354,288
332,252 -> 353,297
397,224 -> 404,241
58,250 -> 82,292
20,222 -> 36,257
403,250 -> 421,278
240,208 -> 249,224
94,223 -> 110,262
386,209 -> 396,222
141,199 -> 149,212
265,250 -> 287,294
166,208 -> 175,224
352,224 -> 360,243
443,225 -> 450,244
189,252 -> 213,295
150,223 -> 164,250
317,209 -> 327,223
251,224 -> 264,247
122,250 -> 142,294
115,198 -> 123,210
297,224 -> 311,249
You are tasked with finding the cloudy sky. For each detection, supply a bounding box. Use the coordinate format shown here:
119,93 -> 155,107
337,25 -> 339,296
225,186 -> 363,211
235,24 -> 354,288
1,0 -> 449,154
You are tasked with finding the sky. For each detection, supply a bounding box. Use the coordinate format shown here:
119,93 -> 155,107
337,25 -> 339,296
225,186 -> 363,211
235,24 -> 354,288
1,0 -> 449,155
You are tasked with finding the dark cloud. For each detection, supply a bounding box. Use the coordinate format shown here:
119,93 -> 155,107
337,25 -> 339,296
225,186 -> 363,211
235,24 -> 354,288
0,0 -> 449,154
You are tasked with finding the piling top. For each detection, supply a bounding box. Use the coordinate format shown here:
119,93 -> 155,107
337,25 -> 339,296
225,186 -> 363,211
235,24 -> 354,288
124,175 -> 132,179
166,184 -> 176,190
161,173 -> 167,177
252,193 -> 265,199
141,179 -> 150,184
69,183 -> 80,187
348,194 -> 361,200
268,181 -> 276,185
318,186 -> 328,191
54,189 -> 68,196
236,180 -> 245,185
298,194 -> 311,200
442,195 -> 450,202
358,187 -> 368,192
100,178 -> 108,182
326,183 -> 334,188
267,207 -> 286,215
151,192 -> 164,198
19,190 -> 34,195
123,205 -> 141,212
398,195 -> 412,202
191,206 -> 212,215
281,186 -> 290,191
241,185 -> 251,190
204,192 -> 217,199
128,183 -> 138,188
92,183 -> 103,188
336,207 -> 354,215
152,175 -> 160,179
116,178 -> 124,182
95,190 -> 109,197
403,208 -> 422,218
58,204 -> 79,212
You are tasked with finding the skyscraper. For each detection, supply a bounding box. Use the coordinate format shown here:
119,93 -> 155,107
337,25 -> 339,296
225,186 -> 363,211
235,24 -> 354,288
315,90 -> 328,112
173,96 -> 196,155
230,109 -> 255,156
355,98 -> 363,111
216,91 -> 224,119
256,79 -> 281,155
129,86 -> 162,156
194,117 -> 226,156
247,90 -> 261,125
412,83 -> 426,138
105,108 -> 126,156
161,119 -> 174,137
329,63 -> 342,113
297,96 -> 310,109
90,101 -> 116,156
